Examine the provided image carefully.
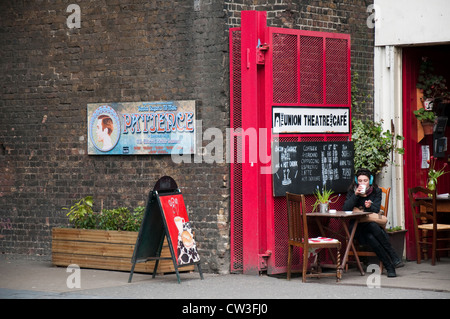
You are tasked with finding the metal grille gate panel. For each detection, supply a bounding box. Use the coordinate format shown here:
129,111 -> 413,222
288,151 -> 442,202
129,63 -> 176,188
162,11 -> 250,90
230,12 -> 351,274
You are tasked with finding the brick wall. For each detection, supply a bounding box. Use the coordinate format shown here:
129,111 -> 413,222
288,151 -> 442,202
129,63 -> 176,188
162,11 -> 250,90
0,0 -> 374,274
0,0 -> 230,273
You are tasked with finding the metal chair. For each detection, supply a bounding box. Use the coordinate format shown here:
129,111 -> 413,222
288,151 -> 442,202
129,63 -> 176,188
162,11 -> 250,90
408,186 -> 450,265
286,192 -> 341,282
346,187 -> 391,271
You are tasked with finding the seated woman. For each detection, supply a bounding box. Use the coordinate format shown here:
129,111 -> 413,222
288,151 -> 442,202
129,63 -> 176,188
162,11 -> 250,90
343,168 -> 404,277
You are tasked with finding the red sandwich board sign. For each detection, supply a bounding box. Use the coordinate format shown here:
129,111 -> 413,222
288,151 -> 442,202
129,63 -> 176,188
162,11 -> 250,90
159,193 -> 201,265
129,176 -> 203,283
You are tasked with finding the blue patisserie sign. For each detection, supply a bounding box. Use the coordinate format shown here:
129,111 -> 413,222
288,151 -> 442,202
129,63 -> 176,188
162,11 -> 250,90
87,100 -> 196,155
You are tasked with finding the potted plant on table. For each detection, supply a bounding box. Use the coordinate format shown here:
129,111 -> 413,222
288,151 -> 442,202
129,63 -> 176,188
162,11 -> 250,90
312,186 -> 339,213
426,156 -> 449,193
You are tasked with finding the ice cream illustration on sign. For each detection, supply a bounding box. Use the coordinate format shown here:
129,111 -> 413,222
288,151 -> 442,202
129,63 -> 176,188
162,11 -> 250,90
168,196 -> 200,265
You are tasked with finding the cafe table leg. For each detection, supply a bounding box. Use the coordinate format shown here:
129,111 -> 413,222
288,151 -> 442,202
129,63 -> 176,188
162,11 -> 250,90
342,220 -> 365,275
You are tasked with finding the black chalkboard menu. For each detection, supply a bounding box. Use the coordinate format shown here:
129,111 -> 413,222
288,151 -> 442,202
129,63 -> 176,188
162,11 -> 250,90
272,141 -> 354,196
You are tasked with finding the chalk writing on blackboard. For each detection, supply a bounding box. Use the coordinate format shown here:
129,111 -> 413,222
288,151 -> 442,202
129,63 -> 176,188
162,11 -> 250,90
274,145 -> 298,187
273,141 -> 354,196
300,144 -> 320,183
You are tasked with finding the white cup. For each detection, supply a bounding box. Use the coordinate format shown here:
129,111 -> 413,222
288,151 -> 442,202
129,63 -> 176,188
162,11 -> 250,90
360,185 -> 366,194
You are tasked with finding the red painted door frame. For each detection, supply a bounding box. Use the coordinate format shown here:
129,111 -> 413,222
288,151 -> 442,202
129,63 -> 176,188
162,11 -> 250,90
402,48 -> 421,260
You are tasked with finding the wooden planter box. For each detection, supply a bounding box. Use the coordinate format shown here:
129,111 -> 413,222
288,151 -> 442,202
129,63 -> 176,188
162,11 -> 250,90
52,228 -> 194,274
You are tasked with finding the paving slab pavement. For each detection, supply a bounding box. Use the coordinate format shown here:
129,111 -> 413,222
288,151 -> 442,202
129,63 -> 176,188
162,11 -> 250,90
1,255 -> 449,300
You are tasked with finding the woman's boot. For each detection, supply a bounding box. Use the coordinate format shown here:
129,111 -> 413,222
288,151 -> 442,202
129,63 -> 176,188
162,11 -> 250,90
367,222 -> 404,268
368,239 -> 397,277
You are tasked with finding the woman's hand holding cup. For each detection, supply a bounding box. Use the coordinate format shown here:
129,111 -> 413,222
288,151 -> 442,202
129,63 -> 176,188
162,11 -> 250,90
356,184 -> 366,196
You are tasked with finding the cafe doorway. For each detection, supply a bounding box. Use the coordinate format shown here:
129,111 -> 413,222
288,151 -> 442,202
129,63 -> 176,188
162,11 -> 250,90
402,45 -> 450,260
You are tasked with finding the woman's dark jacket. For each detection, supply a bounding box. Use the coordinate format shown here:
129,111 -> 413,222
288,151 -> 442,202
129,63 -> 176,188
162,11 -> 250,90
342,186 -> 382,213
342,186 -> 383,239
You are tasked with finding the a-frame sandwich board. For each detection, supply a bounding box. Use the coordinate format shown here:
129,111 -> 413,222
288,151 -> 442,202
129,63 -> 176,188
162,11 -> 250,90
129,176 -> 203,284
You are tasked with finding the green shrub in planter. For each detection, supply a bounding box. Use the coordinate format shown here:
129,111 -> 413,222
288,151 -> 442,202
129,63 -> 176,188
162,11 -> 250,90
99,206 -> 144,232
413,108 -> 436,123
63,196 -> 96,229
63,196 -> 144,232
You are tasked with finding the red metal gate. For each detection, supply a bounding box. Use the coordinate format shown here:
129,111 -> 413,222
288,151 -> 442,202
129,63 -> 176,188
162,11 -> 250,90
230,11 -> 351,274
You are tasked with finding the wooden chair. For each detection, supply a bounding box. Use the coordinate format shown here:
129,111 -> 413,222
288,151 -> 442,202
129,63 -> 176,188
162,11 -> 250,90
380,187 -> 391,218
286,192 -> 341,282
346,187 -> 391,271
408,186 -> 450,265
